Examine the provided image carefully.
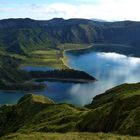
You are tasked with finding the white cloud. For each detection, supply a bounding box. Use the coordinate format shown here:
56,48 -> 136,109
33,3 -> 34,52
97,52 -> 127,60
97,52 -> 140,66
67,52 -> 140,105
0,0 -> 140,20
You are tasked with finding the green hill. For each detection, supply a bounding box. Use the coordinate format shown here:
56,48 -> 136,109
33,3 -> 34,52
79,83 -> 140,135
0,94 -> 88,137
1,82 -> 140,139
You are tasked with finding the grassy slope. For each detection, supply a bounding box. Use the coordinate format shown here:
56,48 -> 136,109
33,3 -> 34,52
0,52 -> 48,91
0,94 -> 88,136
1,82 -> 140,138
1,132 -> 140,140
21,43 -> 89,69
79,83 -> 140,136
87,83 -> 140,109
0,52 -> 28,84
0,94 -> 140,140
22,50 -> 65,69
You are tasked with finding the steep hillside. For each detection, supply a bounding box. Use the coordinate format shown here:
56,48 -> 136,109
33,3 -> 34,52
0,94 -> 87,137
79,83 -> 140,135
0,18 -> 140,54
0,53 -> 27,84
1,83 -> 140,138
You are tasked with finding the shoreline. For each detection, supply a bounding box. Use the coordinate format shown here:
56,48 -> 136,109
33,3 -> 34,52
63,44 -> 94,53
61,43 -> 135,69
0,86 -> 47,93
33,77 -> 96,84
61,44 -> 94,69
20,43 -> 132,70
0,77 -> 96,93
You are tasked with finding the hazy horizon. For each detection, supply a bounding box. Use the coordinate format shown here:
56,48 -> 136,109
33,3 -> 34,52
0,0 -> 140,21
0,17 -> 139,23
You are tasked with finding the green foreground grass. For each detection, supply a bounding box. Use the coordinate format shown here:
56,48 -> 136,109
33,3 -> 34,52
1,132 -> 140,140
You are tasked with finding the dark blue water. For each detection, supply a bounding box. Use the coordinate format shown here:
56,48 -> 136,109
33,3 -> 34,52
21,66 -> 54,71
1,51 -> 140,106
0,91 -> 25,105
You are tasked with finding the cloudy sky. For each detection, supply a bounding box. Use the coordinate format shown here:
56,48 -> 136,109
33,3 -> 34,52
0,0 -> 140,21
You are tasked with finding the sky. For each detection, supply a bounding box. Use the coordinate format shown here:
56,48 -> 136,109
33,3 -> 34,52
0,0 -> 140,21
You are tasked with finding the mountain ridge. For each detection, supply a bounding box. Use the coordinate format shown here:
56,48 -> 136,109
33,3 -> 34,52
0,18 -> 140,54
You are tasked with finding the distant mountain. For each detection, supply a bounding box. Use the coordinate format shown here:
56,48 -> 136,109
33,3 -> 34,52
0,18 -> 140,54
91,18 -> 107,22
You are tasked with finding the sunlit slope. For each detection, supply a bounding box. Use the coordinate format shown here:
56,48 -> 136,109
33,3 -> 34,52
81,83 -> 140,135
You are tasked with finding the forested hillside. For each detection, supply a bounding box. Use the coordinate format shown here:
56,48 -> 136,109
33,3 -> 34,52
0,18 -> 140,54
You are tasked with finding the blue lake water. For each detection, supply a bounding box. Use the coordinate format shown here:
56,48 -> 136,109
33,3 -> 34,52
1,50 -> 140,106
21,66 -> 54,71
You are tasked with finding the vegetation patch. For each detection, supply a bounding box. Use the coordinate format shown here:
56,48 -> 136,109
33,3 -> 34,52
22,43 -> 90,69
29,69 -> 96,83
1,132 -> 140,140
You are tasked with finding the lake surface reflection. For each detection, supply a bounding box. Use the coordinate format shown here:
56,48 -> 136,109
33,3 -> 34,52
64,51 -> 140,105
1,50 -> 140,106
